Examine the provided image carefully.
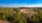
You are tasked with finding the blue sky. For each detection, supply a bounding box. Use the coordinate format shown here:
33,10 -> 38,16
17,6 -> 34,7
0,0 -> 42,7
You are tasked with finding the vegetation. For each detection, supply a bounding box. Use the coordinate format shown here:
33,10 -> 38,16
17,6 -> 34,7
0,8 -> 42,23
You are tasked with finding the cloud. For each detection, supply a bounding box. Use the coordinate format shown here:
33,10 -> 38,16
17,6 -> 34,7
25,4 -> 42,7
0,3 -> 42,7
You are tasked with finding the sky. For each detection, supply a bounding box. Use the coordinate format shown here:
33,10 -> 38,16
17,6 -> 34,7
0,0 -> 42,7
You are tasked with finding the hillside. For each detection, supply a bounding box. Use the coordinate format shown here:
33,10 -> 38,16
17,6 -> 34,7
0,7 -> 42,23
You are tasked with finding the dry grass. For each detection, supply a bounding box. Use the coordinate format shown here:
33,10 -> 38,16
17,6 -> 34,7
0,20 -> 9,23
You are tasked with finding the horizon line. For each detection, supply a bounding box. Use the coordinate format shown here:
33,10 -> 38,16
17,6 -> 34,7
0,3 -> 42,7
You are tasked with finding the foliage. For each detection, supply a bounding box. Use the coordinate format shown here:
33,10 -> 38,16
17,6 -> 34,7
0,8 -> 42,23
